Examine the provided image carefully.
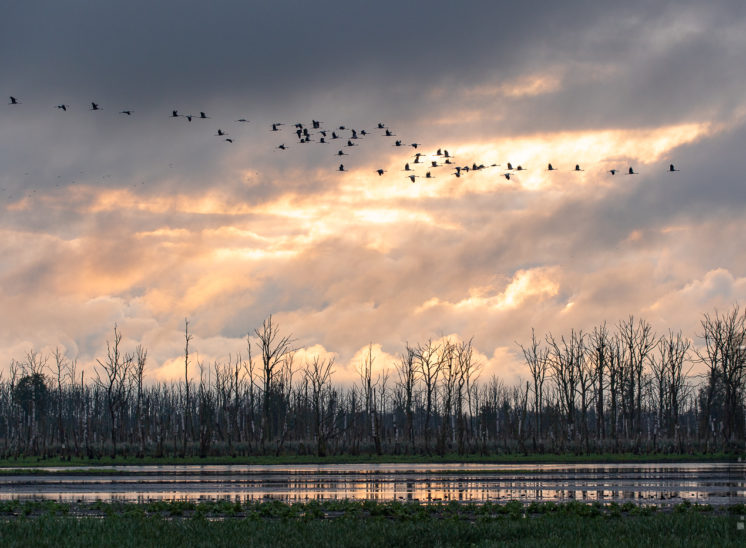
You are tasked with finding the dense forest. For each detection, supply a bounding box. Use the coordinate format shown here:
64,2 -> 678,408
1,305 -> 744,459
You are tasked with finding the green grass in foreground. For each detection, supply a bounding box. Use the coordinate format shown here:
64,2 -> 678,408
0,500 -> 744,547
0,451 -> 741,468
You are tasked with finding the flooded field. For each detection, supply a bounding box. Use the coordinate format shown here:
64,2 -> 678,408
1,462 -> 744,505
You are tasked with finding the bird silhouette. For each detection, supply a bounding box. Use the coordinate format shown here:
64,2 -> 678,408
377,122 -> 386,129
431,161 -> 438,168
403,163 -> 412,171
312,120 -> 321,129
185,114 -> 194,121
627,167 -> 638,175
277,144 -> 287,150
216,129 -> 226,136
516,165 -> 525,171
200,112 -> 209,119
236,118 -> 249,123
272,123 -> 282,131
668,164 -> 680,172
385,129 -> 395,137
504,173 -> 512,180
547,163 -> 556,171
395,140 -> 403,147
338,164 -> 345,172
346,140 -> 356,147
410,143 -> 420,149
56,104 -> 69,112
225,138 -> 233,143
609,169 -> 618,175
408,175 -> 418,183
9,96 -> 20,105
574,164 -> 584,172
506,162 -> 514,170
90,102 -> 101,110
336,150 -> 347,156
376,169 -> 386,176
170,109 -> 180,118
120,109 -> 133,116
425,171 -> 434,179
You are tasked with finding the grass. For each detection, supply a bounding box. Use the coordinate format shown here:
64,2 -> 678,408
0,451 -> 740,469
0,500 -> 744,547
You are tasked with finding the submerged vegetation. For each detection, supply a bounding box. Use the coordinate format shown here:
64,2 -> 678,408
1,306 -> 745,461
0,500 -> 744,547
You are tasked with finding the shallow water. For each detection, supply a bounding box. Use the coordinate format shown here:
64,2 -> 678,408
1,462 -> 744,505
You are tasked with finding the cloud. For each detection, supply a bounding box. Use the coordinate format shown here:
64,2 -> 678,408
2,1 -> 746,387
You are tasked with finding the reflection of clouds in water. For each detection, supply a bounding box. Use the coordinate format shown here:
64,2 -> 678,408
1,463 -> 742,505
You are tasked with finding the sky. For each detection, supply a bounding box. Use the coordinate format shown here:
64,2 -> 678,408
2,0 -> 746,385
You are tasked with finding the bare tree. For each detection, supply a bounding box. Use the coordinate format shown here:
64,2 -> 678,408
51,347 -> 69,451
395,345 -> 418,453
133,345 -> 148,457
415,339 -> 442,453
183,318 -> 193,456
618,316 -> 656,438
588,324 -> 610,441
519,329 -> 549,448
95,324 -> 133,457
546,330 -> 584,441
254,315 -> 294,448
697,305 -> 746,442
305,356 -> 335,456
358,344 -> 382,454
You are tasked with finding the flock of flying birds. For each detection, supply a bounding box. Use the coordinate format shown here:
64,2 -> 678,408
5,95 -> 682,186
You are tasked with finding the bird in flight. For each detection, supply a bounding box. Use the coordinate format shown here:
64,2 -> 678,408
408,175 -> 418,183
56,104 -> 69,112
547,163 -> 556,171
277,144 -> 287,150
376,169 -> 386,176
90,102 -> 101,110
120,109 -> 133,116
200,112 -> 209,119
9,96 -> 20,105
609,169 -> 618,175
574,164 -> 584,172
216,129 -> 226,136
171,110 -> 180,118
235,118 -> 249,123
668,164 -> 680,172
338,164 -> 345,172
627,167 -> 638,175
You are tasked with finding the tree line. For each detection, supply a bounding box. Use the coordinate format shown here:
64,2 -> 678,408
1,306 -> 744,459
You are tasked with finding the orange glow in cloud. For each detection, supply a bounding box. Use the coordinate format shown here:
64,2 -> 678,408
418,267 -> 561,313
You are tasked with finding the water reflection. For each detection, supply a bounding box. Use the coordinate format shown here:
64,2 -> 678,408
1,462 -> 743,505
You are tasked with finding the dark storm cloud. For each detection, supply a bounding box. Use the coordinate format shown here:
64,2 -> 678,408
4,1 -> 735,112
